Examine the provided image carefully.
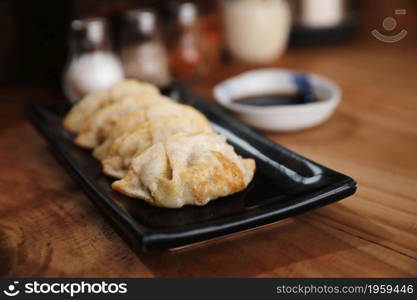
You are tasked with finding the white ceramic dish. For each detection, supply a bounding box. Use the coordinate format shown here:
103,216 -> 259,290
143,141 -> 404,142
213,69 -> 341,132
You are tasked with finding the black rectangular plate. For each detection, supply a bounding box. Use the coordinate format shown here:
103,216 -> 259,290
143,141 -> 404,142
25,84 -> 356,251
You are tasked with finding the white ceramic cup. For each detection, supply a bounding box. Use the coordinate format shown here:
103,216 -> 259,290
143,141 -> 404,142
222,0 -> 291,64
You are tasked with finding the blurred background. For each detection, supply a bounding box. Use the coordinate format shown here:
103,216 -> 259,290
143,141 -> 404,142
0,0 -> 416,99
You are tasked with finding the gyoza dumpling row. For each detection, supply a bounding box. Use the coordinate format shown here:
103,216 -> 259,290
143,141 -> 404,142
63,79 -> 256,208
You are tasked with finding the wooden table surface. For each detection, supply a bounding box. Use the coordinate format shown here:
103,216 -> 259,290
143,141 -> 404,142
1,34 -> 416,277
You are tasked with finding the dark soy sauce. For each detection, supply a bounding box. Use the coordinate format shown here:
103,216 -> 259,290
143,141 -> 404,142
233,92 -> 318,107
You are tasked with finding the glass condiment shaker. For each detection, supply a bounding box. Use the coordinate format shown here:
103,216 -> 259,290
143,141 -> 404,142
119,9 -> 171,87
222,0 -> 291,64
63,18 -> 124,103
167,2 -> 207,80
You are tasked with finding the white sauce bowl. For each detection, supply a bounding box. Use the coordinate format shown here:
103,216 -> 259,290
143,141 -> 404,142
213,69 -> 341,132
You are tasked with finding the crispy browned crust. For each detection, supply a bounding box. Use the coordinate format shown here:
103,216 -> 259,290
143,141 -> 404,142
112,133 -> 256,208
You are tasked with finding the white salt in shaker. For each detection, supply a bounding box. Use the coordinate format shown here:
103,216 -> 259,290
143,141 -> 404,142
63,18 -> 124,103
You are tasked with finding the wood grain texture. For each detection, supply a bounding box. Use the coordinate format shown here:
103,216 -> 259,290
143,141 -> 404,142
0,33 -> 416,277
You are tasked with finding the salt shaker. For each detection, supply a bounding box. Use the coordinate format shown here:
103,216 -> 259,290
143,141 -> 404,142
119,9 -> 171,87
63,18 -> 124,103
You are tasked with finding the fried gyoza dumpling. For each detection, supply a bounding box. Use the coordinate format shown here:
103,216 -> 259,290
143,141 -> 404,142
92,102 -> 211,160
102,117 -> 213,178
109,79 -> 159,101
75,94 -> 170,148
63,80 -> 159,133
112,133 -> 256,208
